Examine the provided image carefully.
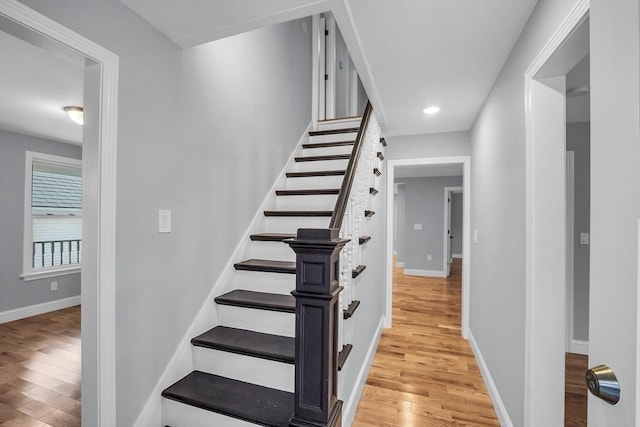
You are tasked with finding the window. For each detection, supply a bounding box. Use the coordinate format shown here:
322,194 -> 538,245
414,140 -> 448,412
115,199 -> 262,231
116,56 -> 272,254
22,151 -> 82,280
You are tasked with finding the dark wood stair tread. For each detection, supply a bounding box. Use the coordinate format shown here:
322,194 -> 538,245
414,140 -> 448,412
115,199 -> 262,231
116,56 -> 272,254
352,265 -> 366,278
302,140 -> 354,149
286,170 -> 345,178
234,259 -> 295,274
373,168 -> 382,176
359,236 -> 371,245
365,210 -> 375,217
309,127 -> 359,136
192,326 -> 294,364
250,233 -> 295,242
369,187 -> 378,195
294,154 -> 350,162
264,210 -> 332,217
377,152 -> 384,161
162,371 -> 293,427
338,344 -> 353,371
380,137 -> 387,147
275,189 -> 339,196
215,290 -> 295,313
343,300 -> 360,319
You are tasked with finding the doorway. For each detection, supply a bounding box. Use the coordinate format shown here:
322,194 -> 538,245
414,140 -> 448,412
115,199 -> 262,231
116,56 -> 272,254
523,2 -> 590,425
385,156 -> 471,338
0,2 -> 118,424
444,186 -> 463,278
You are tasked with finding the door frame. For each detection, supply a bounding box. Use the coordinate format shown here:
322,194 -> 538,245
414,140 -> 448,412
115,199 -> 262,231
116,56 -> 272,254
0,1 -> 119,425
566,150 -> 576,353
443,186 -> 463,277
385,156 -> 471,339
524,1 -> 589,425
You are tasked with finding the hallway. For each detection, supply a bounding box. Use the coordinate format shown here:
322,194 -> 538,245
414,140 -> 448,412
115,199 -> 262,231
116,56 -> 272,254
353,259 -> 499,426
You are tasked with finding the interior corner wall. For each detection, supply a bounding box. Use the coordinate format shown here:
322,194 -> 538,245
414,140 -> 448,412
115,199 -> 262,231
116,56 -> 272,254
468,0 -> 580,424
18,1 -> 312,425
450,192 -> 463,256
396,176 -> 462,273
566,121 -> 590,342
0,130 -> 82,313
385,130 -> 471,160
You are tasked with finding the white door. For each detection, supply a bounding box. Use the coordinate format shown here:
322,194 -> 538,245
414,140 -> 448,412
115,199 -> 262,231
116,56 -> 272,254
446,192 -> 452,277
587,1 -> 639,425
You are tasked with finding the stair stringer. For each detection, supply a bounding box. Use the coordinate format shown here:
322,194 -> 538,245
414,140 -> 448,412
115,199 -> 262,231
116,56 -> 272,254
133,122 -> 311,427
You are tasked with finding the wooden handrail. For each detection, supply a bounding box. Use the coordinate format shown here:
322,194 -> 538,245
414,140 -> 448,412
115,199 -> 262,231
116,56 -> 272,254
328,101 -> 373,229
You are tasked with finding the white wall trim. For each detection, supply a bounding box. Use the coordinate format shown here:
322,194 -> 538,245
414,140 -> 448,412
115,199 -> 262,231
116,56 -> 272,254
571,339 -> 589,355
386,156 -> 471,339
403,269 -> 446,278
524,2 -> 589,426
566,151 -> 575,352
452,254 -> 463,259
469,331 -> 514,427
134,123 -> 312,427
0,296 -> 80,324
395,261 -> 405,268
342,318 -> 383,427
0,3 -> 119,426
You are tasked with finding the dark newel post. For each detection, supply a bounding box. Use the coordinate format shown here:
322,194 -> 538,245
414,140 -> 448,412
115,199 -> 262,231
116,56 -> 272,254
287,228 -> 348,427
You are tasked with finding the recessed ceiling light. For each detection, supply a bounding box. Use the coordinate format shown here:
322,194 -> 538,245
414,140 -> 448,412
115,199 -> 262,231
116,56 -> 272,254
423,106 -> 440,115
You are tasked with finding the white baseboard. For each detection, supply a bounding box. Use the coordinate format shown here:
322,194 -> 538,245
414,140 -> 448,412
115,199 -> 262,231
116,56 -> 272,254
570,339 -> 589,355
452,253 -> 463,259
134,123 -> 312,427
342,318 -> 383,427
0,295 -> 80,324
396,261 -> 405,268
468,331 -> 513,427
403,269 -> 446,278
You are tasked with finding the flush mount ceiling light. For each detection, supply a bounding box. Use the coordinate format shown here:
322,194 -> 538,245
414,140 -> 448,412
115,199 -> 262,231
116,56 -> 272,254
63,106 -> 84,125
423,106 -> 440,115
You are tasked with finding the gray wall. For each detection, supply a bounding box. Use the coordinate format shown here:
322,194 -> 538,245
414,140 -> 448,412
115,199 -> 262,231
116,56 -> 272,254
450,192 -> 463,256
0,130 -> 82,312
567,122 -> 590,342
395,176 -> 462,273
386,130 -> 470,160
19,1 -> 311,425
392,183 -> 405,256
469,0 -> 580,424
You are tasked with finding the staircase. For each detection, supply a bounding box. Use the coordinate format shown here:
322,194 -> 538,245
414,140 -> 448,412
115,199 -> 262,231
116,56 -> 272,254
161,109 -> 383,426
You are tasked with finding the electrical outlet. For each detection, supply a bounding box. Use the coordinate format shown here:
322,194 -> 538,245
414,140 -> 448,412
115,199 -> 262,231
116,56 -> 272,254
427,254 -> 432,261
51,281 -> 58,291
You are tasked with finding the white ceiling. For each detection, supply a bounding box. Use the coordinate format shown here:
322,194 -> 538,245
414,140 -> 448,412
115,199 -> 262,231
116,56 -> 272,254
121,0 -> 538,137
395,163 -> 463,179
0,0 -> 538,146
0,29 -> 84,145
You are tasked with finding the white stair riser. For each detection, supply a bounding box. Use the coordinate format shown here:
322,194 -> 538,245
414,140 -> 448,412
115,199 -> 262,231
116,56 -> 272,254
193,347 -> 294,392
276,194 -> 337,210
302,144 -> 353,156
217,305 -> 295,337
162,398 -> 256,427
264,216 -> 330,233
245,241 -> 296,261
292,159 -> 349,172
307,132 -> 358,144
285,175 -> 344,190
234,270 -> 295,295
316,119 -> 361,131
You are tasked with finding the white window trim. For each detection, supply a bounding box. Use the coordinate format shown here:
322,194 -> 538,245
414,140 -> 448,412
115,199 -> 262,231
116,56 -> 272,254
22,151 -> 82,279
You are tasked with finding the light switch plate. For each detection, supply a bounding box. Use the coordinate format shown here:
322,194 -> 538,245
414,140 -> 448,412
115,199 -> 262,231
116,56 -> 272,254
580,232 -> 589,245
413,224 -> 422,230
159,209 -> 171,233
473,230 -> 478,244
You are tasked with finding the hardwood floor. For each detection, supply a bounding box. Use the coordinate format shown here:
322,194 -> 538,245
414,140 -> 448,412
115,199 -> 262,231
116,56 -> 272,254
0,306 -> 81,427
353,259 -> 499,426
565,352 -> 588,427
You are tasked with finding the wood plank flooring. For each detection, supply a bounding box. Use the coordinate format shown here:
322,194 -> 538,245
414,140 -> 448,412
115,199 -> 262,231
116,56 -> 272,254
565,352 -> 588,426
0,306 -> 81,427
353,259 -> 500,426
